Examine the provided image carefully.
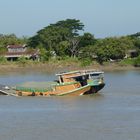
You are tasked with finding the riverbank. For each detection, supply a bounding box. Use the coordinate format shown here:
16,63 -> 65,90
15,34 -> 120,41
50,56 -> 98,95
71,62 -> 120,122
0,61 -> 139,74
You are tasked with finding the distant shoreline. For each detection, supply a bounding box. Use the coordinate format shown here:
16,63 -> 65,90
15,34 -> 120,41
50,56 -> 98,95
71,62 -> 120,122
0,62 -> 139,74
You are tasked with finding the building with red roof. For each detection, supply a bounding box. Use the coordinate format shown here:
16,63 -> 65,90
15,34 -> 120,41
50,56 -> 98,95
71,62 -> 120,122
2,44 -> 39,61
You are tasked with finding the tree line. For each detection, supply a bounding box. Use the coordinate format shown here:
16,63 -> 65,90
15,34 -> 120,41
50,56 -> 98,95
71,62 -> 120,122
0,19 -> 140,65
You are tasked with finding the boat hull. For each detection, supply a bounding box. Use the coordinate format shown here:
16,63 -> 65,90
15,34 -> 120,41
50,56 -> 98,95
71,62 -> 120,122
16,83 -> 105,97
83,83 -> 105,95
57,85 -> 91,96
58,83 -> 105,96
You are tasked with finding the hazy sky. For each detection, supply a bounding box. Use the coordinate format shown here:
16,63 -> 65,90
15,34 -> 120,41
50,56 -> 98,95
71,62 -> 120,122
0,0 -> 139,38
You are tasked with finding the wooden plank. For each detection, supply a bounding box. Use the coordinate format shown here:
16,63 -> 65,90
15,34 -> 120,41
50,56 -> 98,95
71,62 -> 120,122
0,84 -> 18,96
0,89 -> 18,96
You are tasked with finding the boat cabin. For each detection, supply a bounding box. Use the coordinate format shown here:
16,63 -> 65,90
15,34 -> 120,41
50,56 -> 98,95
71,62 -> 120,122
56,70 -> 104,86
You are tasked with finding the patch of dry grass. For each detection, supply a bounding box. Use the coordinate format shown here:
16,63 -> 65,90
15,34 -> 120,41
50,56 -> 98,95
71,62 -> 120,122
0,61 -> 139,74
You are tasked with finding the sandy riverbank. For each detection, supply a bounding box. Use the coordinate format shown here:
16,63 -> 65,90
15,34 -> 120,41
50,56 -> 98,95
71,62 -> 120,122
0,62 -> 139,74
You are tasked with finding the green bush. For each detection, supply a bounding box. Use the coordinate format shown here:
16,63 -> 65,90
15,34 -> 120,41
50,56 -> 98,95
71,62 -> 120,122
40,50 -> 52,62
80,58 -> 92,67
0,56 -> 7,63
119,58 -> 135,66
134,56 -> 140,67
17,56 -> 28,65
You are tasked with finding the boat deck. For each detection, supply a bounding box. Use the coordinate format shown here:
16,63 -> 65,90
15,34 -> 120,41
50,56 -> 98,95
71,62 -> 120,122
17,81 -> 57,89
0,84 -> 17,96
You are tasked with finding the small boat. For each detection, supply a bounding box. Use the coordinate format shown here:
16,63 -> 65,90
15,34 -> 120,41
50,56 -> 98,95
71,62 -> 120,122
15,69 -> 105,96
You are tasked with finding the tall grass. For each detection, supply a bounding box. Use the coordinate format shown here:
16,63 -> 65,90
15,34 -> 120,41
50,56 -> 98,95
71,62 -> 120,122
118,58 -> 135,66
0,56 -> 8,64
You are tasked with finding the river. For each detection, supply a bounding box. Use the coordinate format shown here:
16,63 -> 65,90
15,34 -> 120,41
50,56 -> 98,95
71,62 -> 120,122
0,70 -> 140,140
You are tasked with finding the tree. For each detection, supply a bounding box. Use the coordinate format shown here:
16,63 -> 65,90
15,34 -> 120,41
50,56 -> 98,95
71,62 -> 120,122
28,19 -> 85,58
79,33 -> 95,48
78,45 -> 97,60
55,41 -> 70,57
93,37 -> 135,63
67,37 -> 80,57
0,34 -> 27,48
129,32 -> 140,38
39,47 -> 52,62
51,19 -> 84,36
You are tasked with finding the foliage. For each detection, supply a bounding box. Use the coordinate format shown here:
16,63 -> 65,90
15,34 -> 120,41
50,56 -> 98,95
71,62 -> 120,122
94,37 -> 135,64
130,36 -> 140,50
0,56 -> 7,63
133,55 -> 140,67
129,32 -> 140,38
78,45 -> 97,60
55,41 -> 70,57
119,58 -> 135,66
17,56 -> 28,65
1,19 -> 140,66
0,47 -> 7,54
79,33 -> 95,48
80,58 -> 92,67
39,47 -> 52,62
67,36 -> 81,57
28,19 -> 140,64
0,34 -> 27,48
28,19 -> 84,58
51,19 -> 84,36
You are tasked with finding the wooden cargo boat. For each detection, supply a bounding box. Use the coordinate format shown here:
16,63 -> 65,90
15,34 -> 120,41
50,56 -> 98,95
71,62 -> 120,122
15,70 -> 105,96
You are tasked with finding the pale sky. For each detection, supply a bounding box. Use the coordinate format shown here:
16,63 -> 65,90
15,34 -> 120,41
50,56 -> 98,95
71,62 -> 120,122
0,0 -> 139,38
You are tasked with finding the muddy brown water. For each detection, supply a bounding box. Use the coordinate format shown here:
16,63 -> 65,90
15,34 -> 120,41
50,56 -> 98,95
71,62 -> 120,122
0,70 -> 140,140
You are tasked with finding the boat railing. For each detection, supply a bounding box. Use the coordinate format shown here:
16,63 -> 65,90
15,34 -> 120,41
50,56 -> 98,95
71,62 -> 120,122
56,69 -> 104,76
